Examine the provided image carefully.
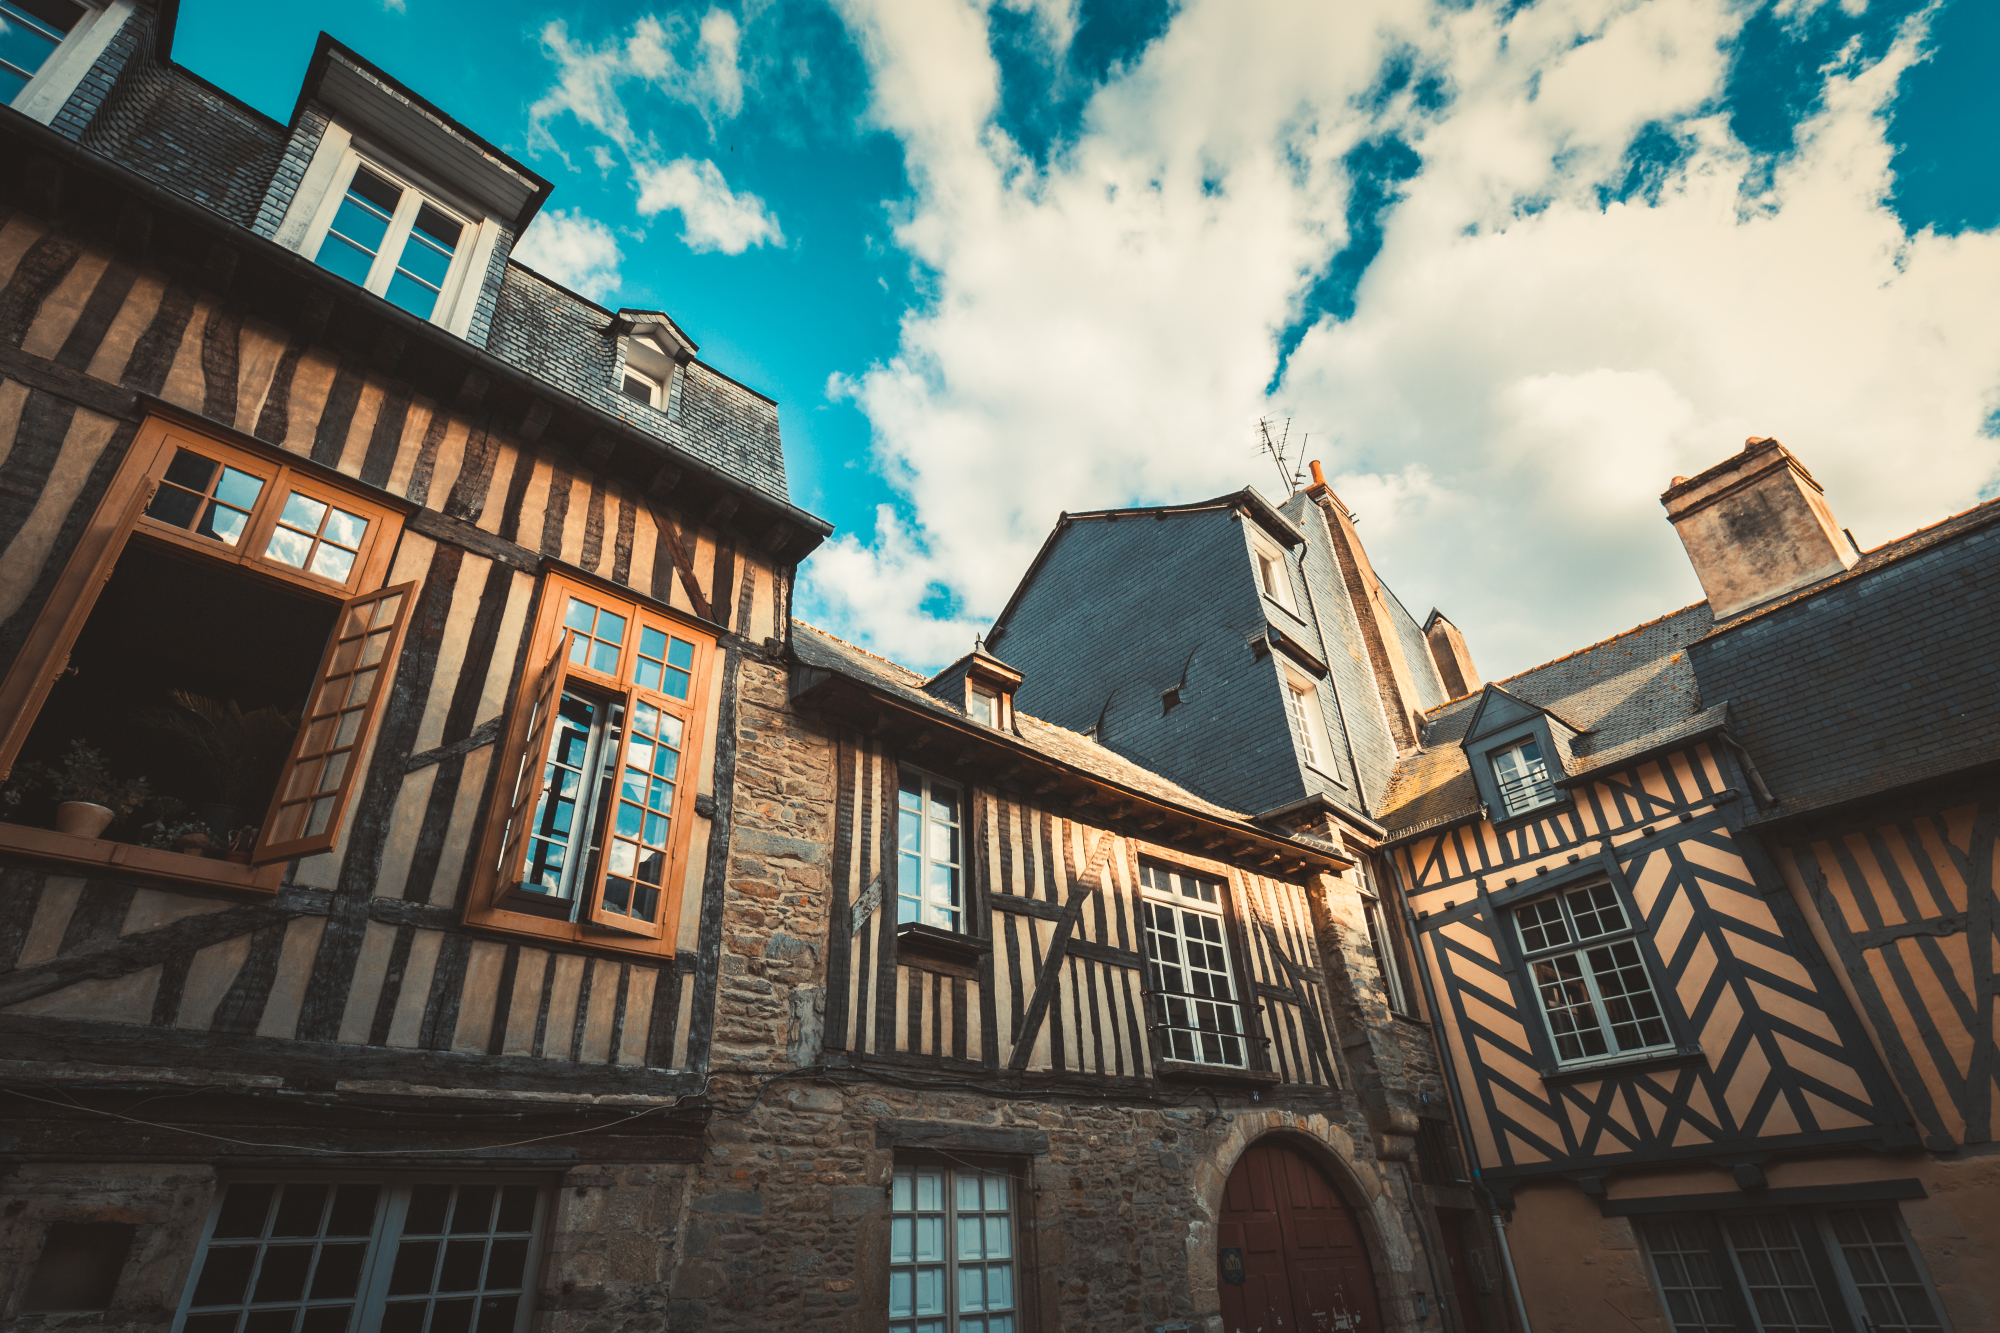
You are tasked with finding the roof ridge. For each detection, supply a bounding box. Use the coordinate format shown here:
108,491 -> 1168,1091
1490,600 -> 1710,690
793,619 -> 926,680
1861,492 -> 2000,556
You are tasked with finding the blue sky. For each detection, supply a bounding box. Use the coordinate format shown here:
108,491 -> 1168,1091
178,0 -> 2000,679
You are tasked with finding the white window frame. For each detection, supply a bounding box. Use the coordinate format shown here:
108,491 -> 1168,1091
619,366 -> 665,408
274,127 -> 500,337
888,1158 -> 1021,1333
1513,880 -> 1675,1069
1137,860 -> 1248,1069
1491,736 -> 1559,816
897,767 -> 964,933
8,0 -> 131,125
1251,538 -> 1297,613
171,1177 -> 549,1333
1282,669 -> 1331,774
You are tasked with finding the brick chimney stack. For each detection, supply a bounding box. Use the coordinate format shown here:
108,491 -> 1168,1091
1422,610 -> 1480,699
1662,437 -> 1857,620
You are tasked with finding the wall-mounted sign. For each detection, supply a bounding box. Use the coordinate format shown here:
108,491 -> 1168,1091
1219,1247 -> 1246,1285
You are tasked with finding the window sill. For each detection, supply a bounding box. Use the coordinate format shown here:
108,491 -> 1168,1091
895,922 -> 989,979
1539,1047 -> 1702,1085
0,822 -> 282,893
461,900 -> 676,959
1153,1059 -> 1282,1088
1488,794 -> 1574,832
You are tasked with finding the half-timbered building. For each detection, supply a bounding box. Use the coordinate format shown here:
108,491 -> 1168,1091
1376,438 -> 1998,1331
0,5 -> 1486,1332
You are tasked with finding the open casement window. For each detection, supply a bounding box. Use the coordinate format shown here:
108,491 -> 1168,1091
469,571 -> 714,954
0,413 -> 408,890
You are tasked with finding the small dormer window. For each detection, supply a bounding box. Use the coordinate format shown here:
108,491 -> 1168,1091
1492,738 -> 1557,815
620,368 -> 663,407
1251,539 -> 1296,613
968,685 -> 999,725
310,159 -> 474,324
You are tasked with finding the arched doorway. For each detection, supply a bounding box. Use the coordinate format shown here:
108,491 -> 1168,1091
1218,1139 -> 1384,1333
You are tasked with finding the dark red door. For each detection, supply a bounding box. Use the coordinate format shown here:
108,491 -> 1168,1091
1440,1211 -> 1488,1333
1218,1141 -> 1383,1333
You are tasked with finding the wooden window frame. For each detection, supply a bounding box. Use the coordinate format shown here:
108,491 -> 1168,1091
887,1154 -> 1028,1333
1135,858 -> 1254,1071
464,566 -> 716,958
0,409 -> 411,893
300,146 -> 486,331
1512,878 -> 1677,1070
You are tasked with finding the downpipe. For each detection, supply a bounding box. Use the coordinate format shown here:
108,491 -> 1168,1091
1386,854 -> 1536,1333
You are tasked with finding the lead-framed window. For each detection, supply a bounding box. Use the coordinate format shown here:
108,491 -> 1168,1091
888,1158 -> 1021,1333
171,1178 -> 548,1333
1137,860 -> 1247,1068
467,569 -> 714,956
1637,1205 -> 1951,1333
1513,880 -> 1673,1068
0,413 -> 412,884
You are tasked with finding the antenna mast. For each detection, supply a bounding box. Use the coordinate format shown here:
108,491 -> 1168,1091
1256,417 -> 1310,496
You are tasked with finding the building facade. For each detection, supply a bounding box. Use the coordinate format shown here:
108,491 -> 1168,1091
0,6 -> 1493,1333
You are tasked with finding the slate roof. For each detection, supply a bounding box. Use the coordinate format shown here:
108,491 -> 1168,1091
793,622 -> 1290,831
1379,603 -> 1715,836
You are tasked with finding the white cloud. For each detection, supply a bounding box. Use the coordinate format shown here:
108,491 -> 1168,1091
636,157 -> 785,253
513,207 -> 625,300
529,10 -> 783,258
804,0 -> 2000,679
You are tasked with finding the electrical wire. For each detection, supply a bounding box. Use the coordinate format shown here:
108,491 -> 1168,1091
0,1080 -> 712,1157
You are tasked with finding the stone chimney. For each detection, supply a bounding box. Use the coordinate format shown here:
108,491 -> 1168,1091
1662,437 -> 1857,620
1305,460 -> 1428,751
1422,610 -> 1480,699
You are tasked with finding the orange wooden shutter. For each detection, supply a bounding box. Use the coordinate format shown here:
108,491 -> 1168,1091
253,581 -> 417,864
490,631 -> 574,905
582,685 -> 681,940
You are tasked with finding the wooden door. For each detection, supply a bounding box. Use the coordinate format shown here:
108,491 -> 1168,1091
1439,1211 -> 1488,1333
1219,1141 -> 1383,1333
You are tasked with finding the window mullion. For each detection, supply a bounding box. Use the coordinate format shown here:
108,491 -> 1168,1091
368,192 -> 422,295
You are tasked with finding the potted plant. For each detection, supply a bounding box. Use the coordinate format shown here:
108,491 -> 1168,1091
220,825 -> 261,863
140,692 -> 298,836
17,741 -> 150,840
140,799 -> 214,856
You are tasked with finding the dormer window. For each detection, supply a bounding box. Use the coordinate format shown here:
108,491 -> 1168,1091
0,0 -> 80,102
1251,539 -> 1296,613
294,150 -> 482,329
620,368 -> 664,408
617,331 -> 677,413
1492,738 -> 1557,816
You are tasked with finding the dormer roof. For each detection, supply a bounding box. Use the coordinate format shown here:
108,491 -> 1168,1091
1459,683 -> 1588,748
295,36 -> 551,232
609,309 -> 699,364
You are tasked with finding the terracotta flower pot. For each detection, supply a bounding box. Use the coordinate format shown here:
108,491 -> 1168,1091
54,801 -> 115,839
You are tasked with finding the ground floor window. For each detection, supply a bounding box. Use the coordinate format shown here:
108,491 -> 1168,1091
889,1160 -> 1019,1333
1638,1204 -> 1947,1333
173,1180 -> 545,1333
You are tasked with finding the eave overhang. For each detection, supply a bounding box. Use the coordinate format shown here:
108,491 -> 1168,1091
790,669 -> 1351,878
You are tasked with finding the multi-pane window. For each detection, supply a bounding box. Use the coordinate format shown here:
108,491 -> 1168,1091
0,418 -> 409,876
1514,882 -> 1672,1065
1284,678 -> 1324,769
476,576 -> 711,951
888,1162 -> 1017,1333
313,161 -> 469,322
898,771 -> 963,931
0,0 -> 82,103
1638,1207 -> 1947,1333
1491,738 -> 1558,815
174,1180 -> 544,1333
1138,861 -> 1246,1067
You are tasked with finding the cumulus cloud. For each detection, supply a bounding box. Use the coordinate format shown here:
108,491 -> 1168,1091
529,9 -> 782,255
636,157 -> 785,253
803,0 -> 2000,678
513,207 -> 625,299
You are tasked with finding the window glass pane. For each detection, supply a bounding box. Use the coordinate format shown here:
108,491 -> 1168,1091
385,268 -> 442,320
1139,878 -> 1243,1067
0,0 -> 71,96
1566,883 -> 1628,939
1532,953 -> 1608,1061
1586,940 -> 1672,1051
1638,1219 -> 1738,1333
1723,1215 -> 1833,1332
1826,1207 -> 1944,1332
621,374 -> 654,404
1516,898 -> 1570,952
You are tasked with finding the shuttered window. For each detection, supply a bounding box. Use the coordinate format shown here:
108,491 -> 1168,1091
468,571 -> 713,956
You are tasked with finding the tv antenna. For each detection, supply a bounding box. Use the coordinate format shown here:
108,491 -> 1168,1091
1257,417 -> 1309,496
